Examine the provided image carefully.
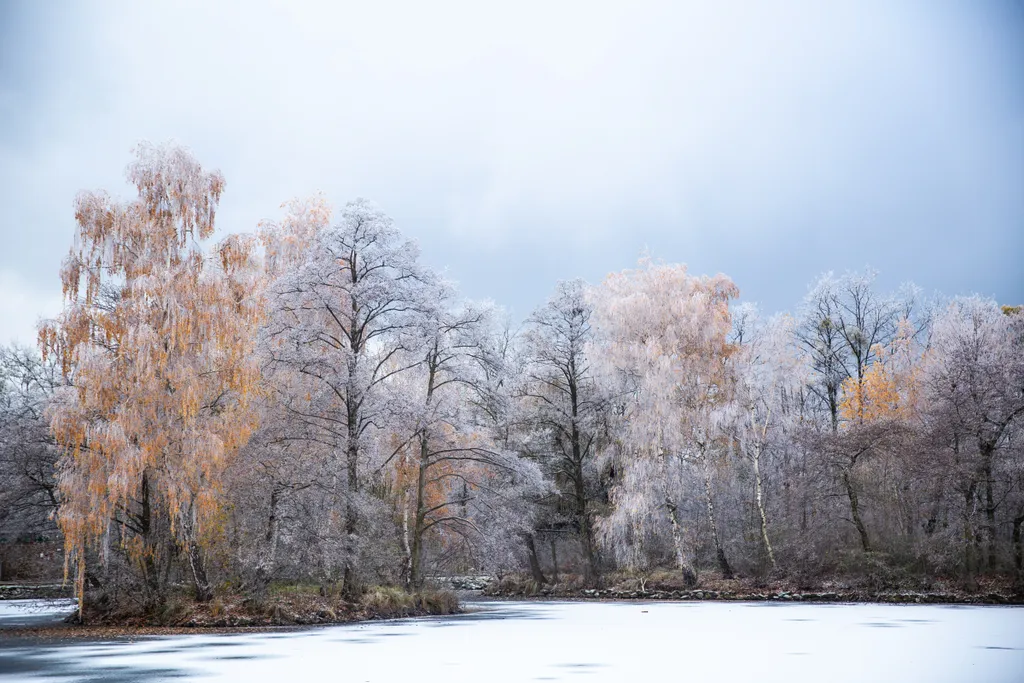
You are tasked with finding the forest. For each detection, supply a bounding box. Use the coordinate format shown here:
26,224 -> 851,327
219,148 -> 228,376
1,143 -> 1022,621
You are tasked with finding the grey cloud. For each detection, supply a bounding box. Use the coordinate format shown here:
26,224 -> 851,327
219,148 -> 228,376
1,0 -> 1021,344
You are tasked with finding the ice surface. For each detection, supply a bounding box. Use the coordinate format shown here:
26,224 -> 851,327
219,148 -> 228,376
1,599 -> 1023,682
0,599 -> 76,629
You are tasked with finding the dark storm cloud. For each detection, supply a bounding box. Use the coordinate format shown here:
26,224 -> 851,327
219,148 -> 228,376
1,0 -> 1022,342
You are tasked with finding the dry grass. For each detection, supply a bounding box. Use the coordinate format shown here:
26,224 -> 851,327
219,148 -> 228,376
359,586 -> 460,618
72,583 -> 460,628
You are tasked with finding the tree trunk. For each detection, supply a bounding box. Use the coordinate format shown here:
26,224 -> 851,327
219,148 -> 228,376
343,384 -> 361,599
828,383 -> 840,434
963,481 -> 978,583
525,534 -> 547,585
549,536 -> 560,584
401,490 -> 413,588
842,468 -> 871,552
568,368 -> 598,586
665,495 -> 697,587
188,543 -> 213,602
703,457 -> 733,578
1012,512 -> 1024,582
138,471 -> 164,606
410,357 -> 439,590
981,447 -> 997,572
266,488 -> 280,562
752,449 -> 776,568
254,488 -> 281,594
181,500 -> 213,603
572,457 -> 597,585
410,430 -> 430,589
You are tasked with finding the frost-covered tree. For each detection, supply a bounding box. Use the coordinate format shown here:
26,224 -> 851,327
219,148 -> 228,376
520,280 -> 605,584
40,143 -> 262,609
398,296 -> 506,586
796,271 -> 924,553
261,198 -> 435,594
726,308 -> 805,568
222,195 -> 334,594
797,270 -> 910,432
0,346 -> 63,547
258,193 -> 332,278
922,298 -> 1024,574
593,260 -> 739,584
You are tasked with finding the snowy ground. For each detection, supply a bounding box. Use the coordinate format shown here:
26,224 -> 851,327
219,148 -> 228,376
1,599 -> 1022,682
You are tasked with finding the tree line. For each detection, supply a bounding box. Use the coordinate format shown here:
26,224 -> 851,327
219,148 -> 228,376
1,143 -> 1021,612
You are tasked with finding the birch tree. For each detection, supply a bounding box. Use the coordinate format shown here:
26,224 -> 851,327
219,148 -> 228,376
727,308 -> 805,569
40,143 -> 262,609
593,260 -> 738,583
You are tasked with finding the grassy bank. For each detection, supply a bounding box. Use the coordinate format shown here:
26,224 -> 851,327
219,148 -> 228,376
0,583 -> 461,637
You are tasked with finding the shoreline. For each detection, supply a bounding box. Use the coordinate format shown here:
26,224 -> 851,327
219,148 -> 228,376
3,593 -> 1023,642
4,583 -> 1022,641
481,589 -> 1024,605
0,605 -> 470,642
0,586 -> 463,640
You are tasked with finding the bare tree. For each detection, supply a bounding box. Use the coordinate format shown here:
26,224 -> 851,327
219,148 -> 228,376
922,298 -> 1024,574
0,346 -> 62,548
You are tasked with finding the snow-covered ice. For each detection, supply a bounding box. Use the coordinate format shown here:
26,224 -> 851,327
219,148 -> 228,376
0,600 -> 76,629
1,599 -> 1022,682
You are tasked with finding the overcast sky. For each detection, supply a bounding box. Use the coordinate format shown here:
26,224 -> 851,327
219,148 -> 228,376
1,0 -> 1021,345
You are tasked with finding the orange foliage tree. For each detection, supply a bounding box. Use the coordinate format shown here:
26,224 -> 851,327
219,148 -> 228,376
40,143 -> 262,610
257,193 -> 332,278
839,319 -> 922,425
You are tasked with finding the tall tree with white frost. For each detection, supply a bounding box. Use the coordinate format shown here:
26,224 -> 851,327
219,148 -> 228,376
399,294 -> 512,587
727,307 -> 805,569
593,260 -> 738,584
262,198 -> 434,595
520,279 -> 604,585
922,298 -> 1024,575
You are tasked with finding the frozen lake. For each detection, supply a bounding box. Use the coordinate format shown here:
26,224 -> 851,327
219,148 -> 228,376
1,598 -> 1023,682
0,600 -> 77,630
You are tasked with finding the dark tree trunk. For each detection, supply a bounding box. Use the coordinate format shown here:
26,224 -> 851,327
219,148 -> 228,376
981,447 -> 997,571
253,488 -> 281,595
525,534 -> 547,585
410,355 -> 440,590
963,481 -> 978,583
138,471 -> 164,605
188,543 -> 213,603
409,430 -> 430,589
1012,512 -> 1024,580
842,469 -> 871,552
549,536 -> 560,584
343,373 -> 362,599
571,441 -> 597,585
567,363 -> 598,586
